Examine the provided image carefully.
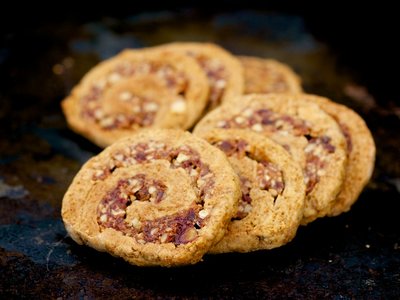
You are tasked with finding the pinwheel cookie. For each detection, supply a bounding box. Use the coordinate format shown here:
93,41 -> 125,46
61,129 -> 241,267
238,56 -> 302,94
196,129 -> 305,253
304,95 -> 375,216
62,49 -> 209,147
194,94 -> 347,224
155,42 -> 244,111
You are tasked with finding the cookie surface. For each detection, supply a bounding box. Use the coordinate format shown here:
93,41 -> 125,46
155,42 -> 244,111
61,49 -> 209,147
238,56 -> 302,94
194,93 -> 347,224
61,129 -> 240,267
196,129 -> 305,253
304,95 -> 376,216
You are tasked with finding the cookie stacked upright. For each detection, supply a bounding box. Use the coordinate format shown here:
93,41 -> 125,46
62,129 -> 241,266
61,42 -> 375,267
62,43 -> 244,147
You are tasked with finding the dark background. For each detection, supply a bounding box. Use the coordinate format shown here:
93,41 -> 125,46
1,3 -> 399,299
1,2 -> 399,104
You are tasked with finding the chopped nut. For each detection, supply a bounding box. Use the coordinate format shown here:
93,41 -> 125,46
154,142 -> 165,149
129,179 -> 139,186
116,114 -> 127,123
132,106 -> 141,113
108,73 -> 121,83
242,108 -> 253,117
131,218 -> 142,229
244,204 -> 252,213
198,209 -> 209,219
111,209 -> 124,216
269,189 -> 278,197
157,68 -> 167,77
160,233 -> 169,243
280,130 -> 289,136
148,186 -> 156,194
94,169 -> 104,177
235,116 -> 245,124
190,168 -> 198,177
170,99 -> 186,113
275,120 -> 284,127
217,120 -> 227,128
94,79 -> 107,90
215,79 -> 226,88
114,153 -> 124,161
108,161 -> 116,170
119,91 -> 132,101
179,227 -> 198,243
100,214 -> 107,222
150,228 -> 159,236
251,123 -> 263,132
202,172 -> 213,179
197,178 -> 205,187
135,63 -> 150,74
94,109 -> 105,119
99,117 -> 114,128
176,153 -> 189,163
144,102 -> 159,112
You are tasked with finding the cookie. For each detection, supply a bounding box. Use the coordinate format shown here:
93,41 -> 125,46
61,49 -> 209,147
304,95 -> 376,216
238,56 -> 302,94
194,93 -> 347,224
61,129 -> 241,267
155,42 -> 244,111
196,129 -> 305,253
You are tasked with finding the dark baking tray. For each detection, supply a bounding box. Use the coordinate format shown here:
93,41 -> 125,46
1,5 -> 399,299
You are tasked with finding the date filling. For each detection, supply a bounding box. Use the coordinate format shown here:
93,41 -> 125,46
94,143 -> 214,245
81,61 -> 188,129
304,136 -> 336,194
214,139 -> 284,220
186,51 -> 228,109
217,108 -> 336,194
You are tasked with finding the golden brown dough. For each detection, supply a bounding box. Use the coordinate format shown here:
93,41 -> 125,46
304,95 -> 375,216
194,93 -> 347,224
62,129 -> 241,267
155,42 -> 244,111
238,56 -> 302,95
196,129 -> 305,253
62,49 -> 209,147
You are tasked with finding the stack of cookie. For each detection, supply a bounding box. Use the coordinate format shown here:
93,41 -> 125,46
61,42 -> 375,267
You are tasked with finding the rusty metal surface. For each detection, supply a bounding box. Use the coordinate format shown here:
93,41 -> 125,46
1,9 -> 399,299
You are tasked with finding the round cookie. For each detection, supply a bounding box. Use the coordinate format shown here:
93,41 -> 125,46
304,95 -> 376,216
155,42 -> 244,111
238,56 -> 302,94
61,129 -> 241,267
61,49 -> 209,148
194,94 -> 347,224
196,129 -> 305,253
